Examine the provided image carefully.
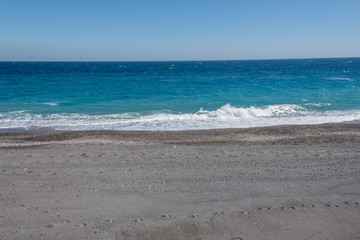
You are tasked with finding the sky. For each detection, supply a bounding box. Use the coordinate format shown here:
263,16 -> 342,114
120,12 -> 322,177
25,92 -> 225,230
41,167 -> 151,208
1,0 -> 360,61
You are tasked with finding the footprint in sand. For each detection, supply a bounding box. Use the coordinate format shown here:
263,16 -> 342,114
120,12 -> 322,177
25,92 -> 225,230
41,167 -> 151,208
214,211 -> 225,215
134,218 -> 143,223
161,214 -> 171,218
188,214 -> 200,219
44,224 -> 54,229
74,223 -> 87,227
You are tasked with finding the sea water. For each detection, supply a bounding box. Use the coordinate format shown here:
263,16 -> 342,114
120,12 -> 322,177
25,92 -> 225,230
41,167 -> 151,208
1,58 -> 360,131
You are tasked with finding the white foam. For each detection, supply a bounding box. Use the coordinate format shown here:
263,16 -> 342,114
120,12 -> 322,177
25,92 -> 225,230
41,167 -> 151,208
197,104 -> 306,119
327,77 -> 353,81
304,103 -> 331,107
1,104 -> 360,131
42,102 -> 59,106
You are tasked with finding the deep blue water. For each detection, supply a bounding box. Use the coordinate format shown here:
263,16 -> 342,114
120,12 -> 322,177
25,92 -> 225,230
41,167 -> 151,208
1,58 -> 360,131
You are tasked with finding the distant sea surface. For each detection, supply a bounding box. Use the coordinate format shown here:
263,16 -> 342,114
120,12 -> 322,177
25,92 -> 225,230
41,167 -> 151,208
1,58 -> 360,131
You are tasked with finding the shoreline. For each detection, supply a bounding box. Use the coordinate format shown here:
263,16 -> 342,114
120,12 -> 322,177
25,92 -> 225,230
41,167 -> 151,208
1,123 -> 360,239
1,123 -> 360,147
1,110 -> 359,133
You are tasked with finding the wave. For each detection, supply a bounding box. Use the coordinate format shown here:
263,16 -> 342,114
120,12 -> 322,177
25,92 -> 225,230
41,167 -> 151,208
1,104 -> 360,131
194,104 -> 307,119
304,103 -> 331,107
42,102 -> 59,106
326,77 -> 354,81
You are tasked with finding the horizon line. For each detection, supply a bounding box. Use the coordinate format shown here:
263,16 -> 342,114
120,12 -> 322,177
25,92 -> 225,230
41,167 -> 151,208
0,56 -> 359,63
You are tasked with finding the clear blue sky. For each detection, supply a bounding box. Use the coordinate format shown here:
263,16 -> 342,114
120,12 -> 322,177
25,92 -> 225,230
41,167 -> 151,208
1,0 -> 360,61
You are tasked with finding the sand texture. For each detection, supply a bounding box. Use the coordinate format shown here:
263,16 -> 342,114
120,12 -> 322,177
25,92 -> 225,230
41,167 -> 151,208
1,124 -> 360,239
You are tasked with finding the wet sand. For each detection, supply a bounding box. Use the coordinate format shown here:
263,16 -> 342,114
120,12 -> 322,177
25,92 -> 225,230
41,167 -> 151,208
1,124 -> 360,239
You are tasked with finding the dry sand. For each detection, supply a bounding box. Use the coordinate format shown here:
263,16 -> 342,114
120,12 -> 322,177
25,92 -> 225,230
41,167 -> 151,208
1,124 -> 360,239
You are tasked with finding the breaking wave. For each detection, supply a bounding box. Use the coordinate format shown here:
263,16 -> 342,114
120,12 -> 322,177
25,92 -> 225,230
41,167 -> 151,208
1,104 -> 360,131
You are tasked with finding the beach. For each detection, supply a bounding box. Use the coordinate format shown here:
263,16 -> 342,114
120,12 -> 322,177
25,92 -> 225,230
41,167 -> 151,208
1,124 -> 360,239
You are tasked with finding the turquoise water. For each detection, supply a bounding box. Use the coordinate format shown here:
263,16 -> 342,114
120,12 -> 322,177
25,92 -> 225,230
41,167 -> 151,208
1,58 -> 360,131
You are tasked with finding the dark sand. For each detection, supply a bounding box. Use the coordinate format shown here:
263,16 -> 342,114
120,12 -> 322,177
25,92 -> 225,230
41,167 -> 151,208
1,124 -> 360,239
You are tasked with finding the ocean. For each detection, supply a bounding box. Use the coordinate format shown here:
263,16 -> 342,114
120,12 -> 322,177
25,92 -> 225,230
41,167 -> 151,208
1,58 -> 360,131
